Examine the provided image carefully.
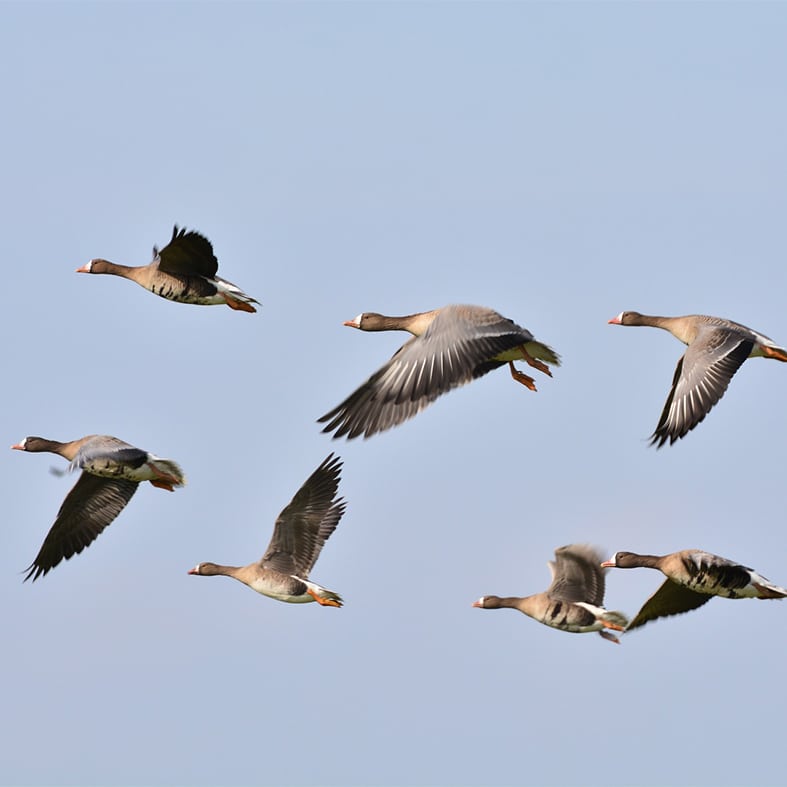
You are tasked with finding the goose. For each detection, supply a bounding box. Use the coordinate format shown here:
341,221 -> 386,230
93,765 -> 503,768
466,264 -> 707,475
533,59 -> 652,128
77,225 -> 259,312
601,549 -> 787,630
188,454 -> 345,606
472,544 -> 629,643
318,305 -> 560,440
608,311 -> 787,447
12,435 -> 186,581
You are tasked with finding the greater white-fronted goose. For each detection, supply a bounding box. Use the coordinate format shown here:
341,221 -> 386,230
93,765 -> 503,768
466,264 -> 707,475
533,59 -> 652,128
472,544 -> 629,643
77,225 -> 259,312
608,311 -> 787,447
13,435 -> 186,581
601,549 -> 787,631
188,454 -> 345,606
318,305 -> 560,440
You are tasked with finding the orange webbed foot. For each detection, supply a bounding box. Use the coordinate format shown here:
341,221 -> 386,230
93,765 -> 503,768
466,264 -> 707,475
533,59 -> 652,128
508,362 -> 537,391
149,479 -> 175,491
306,587 -> 342,607
223,295 -> 257,313
519,345 -> 552,376
600,619 -> 625,632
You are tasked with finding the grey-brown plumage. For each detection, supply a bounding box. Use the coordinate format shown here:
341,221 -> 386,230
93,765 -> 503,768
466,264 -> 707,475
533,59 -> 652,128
77,225 -> 259,312
473,544 -> 629,643
12,435 -> 186,581
188,454 -> 346,606
319,305 -> 560,440
608,311 -> 787,447
601,549 -> 787,631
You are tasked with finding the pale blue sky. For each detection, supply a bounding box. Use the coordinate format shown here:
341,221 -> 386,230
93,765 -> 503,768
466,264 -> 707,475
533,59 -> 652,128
3,2 -> 787,786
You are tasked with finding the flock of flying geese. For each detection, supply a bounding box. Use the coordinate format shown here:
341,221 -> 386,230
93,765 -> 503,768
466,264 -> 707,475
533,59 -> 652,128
12,226 -> 787,641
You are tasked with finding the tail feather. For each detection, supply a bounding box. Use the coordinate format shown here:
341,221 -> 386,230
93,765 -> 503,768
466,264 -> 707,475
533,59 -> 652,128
526,340 -> 561,367
754,582 -> 787,599
148,458 -> 187,487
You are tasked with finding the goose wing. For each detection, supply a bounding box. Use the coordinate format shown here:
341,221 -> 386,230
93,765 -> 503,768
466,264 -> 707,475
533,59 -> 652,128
25,473 -> 139,581
546,544 -> 607,605
627,578 -> 713,630
650,326 -> 753,447
260,454 -> 345,578
154,225 -> 219,278
72,436 -> 148,472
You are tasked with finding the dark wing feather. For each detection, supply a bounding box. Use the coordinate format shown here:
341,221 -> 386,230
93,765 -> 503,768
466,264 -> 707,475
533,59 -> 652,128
318,306 -> 534,440
546,544 -> 607,605
626,579 -> 713,630
260,455 -> 345,577
24,474 -> 138,581
155,225 -> 219,278
650,330 -> 753,447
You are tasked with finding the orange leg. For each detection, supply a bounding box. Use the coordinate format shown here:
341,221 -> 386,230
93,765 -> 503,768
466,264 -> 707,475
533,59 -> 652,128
600,619 -> 625,632
223,295 -> 257,313
761,346 -> 787,362
306,588 -> 342,607
519,345 -> 552,377
149,479 -> 175,491
509,361 -> 537,391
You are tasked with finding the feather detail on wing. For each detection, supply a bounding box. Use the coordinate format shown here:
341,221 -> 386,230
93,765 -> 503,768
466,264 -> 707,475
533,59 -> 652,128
626,579 -> 713,630
25,474 -> 139,581
260,455 -> 345,578
650,330 -> 753,447
155,225 -> 219,278
546,545 -> 607,606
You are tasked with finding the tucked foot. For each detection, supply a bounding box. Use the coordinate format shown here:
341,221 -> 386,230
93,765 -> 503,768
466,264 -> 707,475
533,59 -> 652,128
508,362 -> 537,391
600,619 -> 625,632
599,630 -> 621,644
306,587 -> 343,607
223,295 -> 257,313
519,346 -> 552,377
149,479 -> 175,491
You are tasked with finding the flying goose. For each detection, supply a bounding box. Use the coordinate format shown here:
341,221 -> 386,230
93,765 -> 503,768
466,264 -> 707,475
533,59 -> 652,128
188,454 -> 345,606
472,544 -> 629,643
608,311 -> 787,447
77,225 -> 259,312
13,435 -> 185,580
601,549 -> 787,630
319,304 -> 560,440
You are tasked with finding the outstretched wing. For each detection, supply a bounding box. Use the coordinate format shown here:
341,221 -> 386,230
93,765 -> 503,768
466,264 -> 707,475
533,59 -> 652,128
546,544 -> 607,605
650,327 -> 753,447
25,473 -> 139,581
260,454 -> 346,578
626,579 -> 713,630
154,225 -> 219,278
318,306 -> 535,440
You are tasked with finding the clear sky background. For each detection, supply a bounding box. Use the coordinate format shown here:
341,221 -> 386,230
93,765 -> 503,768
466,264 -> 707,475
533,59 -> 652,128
3,3 -> 786,786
